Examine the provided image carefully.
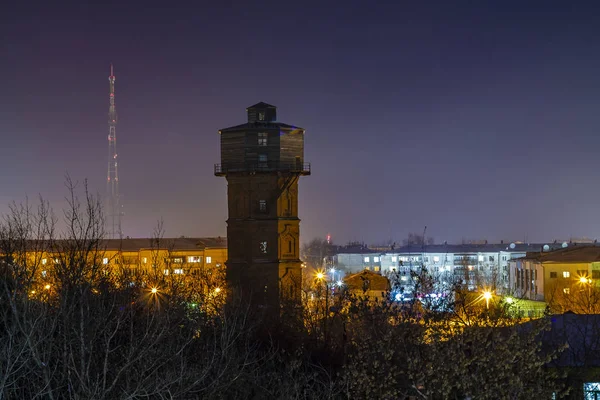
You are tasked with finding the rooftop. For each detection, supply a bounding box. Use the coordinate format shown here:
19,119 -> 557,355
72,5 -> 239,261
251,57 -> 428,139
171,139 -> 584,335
14,237 -> 227,252
335,242 -> 578,255
219,121 -> 303,133
521,245 -> 600,263
246,102 -> 276,110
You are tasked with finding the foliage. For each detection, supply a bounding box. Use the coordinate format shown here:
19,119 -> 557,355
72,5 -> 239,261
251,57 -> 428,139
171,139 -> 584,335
0,185 -> 571,399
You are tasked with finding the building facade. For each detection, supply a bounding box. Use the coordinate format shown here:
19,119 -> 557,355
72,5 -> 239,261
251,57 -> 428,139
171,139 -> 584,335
33,237 -> 226,270
333,243 -> 569,296
510,246 -> 600,311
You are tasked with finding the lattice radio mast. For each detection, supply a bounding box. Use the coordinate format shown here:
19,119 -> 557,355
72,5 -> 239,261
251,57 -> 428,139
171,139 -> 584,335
107,64 -> 122,238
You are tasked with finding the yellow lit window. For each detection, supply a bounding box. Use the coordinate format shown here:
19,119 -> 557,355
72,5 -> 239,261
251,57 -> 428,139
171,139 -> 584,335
563,271 -> 570,278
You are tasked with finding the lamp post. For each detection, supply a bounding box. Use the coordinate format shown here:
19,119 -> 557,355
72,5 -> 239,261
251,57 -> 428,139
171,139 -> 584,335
483,291 -> 492,310
316,271 -> 328,342
579,276 -> 592,304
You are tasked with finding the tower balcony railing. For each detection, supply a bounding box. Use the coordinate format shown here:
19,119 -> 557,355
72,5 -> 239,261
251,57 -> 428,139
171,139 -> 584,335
214,162 -> 311,176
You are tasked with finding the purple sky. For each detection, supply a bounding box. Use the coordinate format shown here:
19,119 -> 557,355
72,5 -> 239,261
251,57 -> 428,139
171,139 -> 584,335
2,1 -> 600,245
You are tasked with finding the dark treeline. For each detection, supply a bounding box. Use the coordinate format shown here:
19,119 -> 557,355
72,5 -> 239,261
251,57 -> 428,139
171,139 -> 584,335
0,183 -> 572,399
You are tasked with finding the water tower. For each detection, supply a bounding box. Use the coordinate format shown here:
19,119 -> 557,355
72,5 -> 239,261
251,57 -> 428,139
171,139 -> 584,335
215,102 -> 310,307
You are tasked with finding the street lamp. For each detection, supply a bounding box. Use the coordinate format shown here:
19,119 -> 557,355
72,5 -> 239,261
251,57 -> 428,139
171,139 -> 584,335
483,291 -> 492,309
578,276 -> 592,299
151,287 -> 158,294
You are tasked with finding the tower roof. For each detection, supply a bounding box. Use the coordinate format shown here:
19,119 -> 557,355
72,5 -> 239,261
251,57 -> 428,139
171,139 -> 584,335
219,121 -> 303,133
246,102 -> 276,110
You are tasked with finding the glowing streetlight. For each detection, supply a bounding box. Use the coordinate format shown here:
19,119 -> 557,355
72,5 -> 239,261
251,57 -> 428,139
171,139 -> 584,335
44,284 -> 51,290
151,287 -> 158,294
316,272 -> 325,280
336,280 -> 343,287
482,291 -> 492,309
505,296 -> 514,304
580,276 -> 591,284
214,287 -> 222,294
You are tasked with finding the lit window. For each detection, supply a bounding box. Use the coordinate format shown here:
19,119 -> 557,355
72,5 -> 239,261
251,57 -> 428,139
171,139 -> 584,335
258,112 -> 265,121
260,241 -> 267,254
391,256 -> 397,262
258,154 -> 268,165
174,269 -> 183,275
563,271 -> 570,278
433,256 -> 440,263
54,258 -> 59,264
206,257 -> 212,264
374,257 -> 380,262
41,270 -> 47,277
173,258 -> 183,263
478,255 -> 484,262
259,200 -> 267,212
163,269 -> 169,275
374,266 -> 380,272
42,258 -> 47,265
103,258 -> 109,265
258,132 -> 268,146
365,266 -> 370,271
563,288 -> 570,294
188,256 -> 202,263
142,257 -> 147,264
364,257 -> 370,263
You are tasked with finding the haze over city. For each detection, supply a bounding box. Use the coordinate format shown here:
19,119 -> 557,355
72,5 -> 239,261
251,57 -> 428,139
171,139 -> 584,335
2,0 -> 600,244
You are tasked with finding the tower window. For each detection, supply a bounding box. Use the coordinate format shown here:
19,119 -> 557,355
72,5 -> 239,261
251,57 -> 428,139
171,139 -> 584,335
258,132 -> 268,146
288,240 -> 292,253
260,241 -> 268,254
258,154 -> 268,168
259,199 -> 267,212
258,112 -> 265,121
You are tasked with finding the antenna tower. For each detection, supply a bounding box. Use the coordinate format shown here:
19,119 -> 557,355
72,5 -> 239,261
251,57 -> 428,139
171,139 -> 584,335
107,64 -> 122,238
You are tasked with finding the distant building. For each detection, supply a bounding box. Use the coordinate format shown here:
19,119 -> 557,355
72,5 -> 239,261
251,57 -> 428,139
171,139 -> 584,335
22,237 -> 227,277
333,242 -> 571,295
510,245 -> 600,312
343,270 -> 390,301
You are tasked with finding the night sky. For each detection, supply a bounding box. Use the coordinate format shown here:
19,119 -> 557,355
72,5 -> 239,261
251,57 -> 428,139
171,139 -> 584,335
2,1 -> 600,245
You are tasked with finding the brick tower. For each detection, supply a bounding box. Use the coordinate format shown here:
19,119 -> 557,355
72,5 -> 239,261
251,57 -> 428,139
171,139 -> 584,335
215,102 -> 310,308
